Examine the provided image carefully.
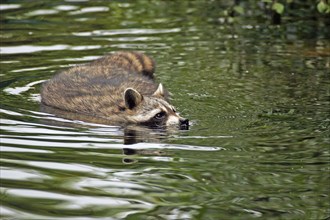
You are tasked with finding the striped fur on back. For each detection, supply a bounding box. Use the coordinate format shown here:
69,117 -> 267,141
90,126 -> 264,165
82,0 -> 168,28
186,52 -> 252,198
89,51 -> 155,79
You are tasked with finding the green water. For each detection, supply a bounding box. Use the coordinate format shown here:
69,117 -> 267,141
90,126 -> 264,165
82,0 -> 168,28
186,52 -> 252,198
1,1 -> 329,219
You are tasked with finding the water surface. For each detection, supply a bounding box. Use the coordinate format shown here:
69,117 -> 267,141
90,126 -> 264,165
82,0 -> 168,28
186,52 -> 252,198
1,1 -> 329,219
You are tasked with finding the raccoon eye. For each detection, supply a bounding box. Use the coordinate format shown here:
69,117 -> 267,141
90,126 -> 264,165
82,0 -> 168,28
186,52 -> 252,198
154,111 -> 166,120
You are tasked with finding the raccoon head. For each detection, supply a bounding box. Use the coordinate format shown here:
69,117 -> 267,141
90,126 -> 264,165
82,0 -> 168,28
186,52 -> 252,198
123,83 -> 189,129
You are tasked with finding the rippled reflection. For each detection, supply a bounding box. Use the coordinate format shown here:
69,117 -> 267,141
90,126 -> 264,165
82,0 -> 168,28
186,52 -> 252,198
1,0 -> 329,219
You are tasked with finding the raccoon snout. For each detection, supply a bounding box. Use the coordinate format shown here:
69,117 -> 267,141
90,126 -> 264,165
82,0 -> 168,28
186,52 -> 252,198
180,118 -> 189,125
179,118 -> 189,129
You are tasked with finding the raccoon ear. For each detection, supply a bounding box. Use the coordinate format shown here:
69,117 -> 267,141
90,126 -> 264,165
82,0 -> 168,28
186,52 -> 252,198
124,88 -> 143,109
153,83 -> 165,97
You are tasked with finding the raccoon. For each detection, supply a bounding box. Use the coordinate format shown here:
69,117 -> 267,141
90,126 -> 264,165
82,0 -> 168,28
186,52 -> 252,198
41,51 -> 189,129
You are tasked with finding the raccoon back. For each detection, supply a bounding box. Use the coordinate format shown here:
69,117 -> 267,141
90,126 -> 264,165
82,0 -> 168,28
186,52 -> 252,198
89,51 -> 155,79
41,51 -> 161,117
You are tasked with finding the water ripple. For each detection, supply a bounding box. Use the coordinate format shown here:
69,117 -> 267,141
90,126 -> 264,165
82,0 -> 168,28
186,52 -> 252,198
69,6 -> 109,15
0,4 -> 21,10
72,28 -> 181,37
0,45 -> 102,54
4,80 -> 45,95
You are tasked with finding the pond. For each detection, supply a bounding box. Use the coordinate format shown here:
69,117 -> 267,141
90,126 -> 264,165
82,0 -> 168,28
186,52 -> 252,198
1,1 -> 329,219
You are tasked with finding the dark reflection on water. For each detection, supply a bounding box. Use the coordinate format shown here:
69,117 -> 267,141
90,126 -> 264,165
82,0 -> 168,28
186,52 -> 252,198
1,0 -> 329,219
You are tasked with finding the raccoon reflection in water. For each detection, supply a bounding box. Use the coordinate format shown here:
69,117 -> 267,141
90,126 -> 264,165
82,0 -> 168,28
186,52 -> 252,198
41,51 -> 189,130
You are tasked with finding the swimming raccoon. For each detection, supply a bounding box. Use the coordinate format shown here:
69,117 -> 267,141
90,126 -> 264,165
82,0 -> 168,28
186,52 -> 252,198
41,51 -> 189,129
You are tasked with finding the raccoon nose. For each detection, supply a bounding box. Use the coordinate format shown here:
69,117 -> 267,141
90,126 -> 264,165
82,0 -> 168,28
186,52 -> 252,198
179,118 -> 189,130
180,118 -> 189,126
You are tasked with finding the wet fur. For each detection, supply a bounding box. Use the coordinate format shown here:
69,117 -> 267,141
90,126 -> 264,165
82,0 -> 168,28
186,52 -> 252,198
41,51 -> 179,126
